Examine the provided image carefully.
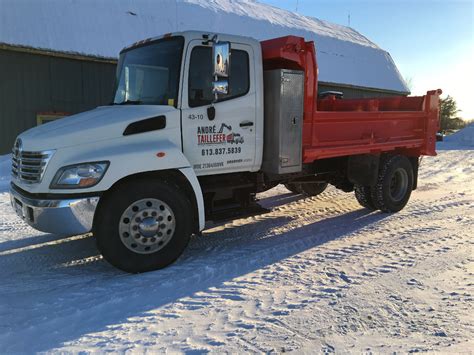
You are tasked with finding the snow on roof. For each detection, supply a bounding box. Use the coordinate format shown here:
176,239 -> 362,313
0,0 -> 409,93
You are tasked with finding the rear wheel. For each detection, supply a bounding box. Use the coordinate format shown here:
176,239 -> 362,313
300,182 -> 328,196
284,183 -> 303,194
354,184 -> 376,210
371,155 -> 414,212
285,182 -> 328,196
94,178 -> 193,273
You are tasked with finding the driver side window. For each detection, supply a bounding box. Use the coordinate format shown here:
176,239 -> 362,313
188,46 -> 249,108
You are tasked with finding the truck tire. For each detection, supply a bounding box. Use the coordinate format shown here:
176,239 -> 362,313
94,178 -> 193,273
300,182 -> 328,196
284,183 -> 303,194
354,185 -> 376,210
371,155 -> 414,213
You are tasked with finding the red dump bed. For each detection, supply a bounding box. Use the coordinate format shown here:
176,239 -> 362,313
261,36 -> 441,162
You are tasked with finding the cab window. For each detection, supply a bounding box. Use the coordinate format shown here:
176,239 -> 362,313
188,46 -> 249,107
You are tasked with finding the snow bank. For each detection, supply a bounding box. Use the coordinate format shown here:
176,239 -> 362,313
0,0 -> 409,93
0,155 -> 11,192
439,124 -> 474,149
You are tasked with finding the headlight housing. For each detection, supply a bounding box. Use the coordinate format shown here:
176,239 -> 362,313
50,162 -> 109,189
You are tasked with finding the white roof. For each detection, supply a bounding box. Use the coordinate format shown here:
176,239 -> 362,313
0,0 -> 409,93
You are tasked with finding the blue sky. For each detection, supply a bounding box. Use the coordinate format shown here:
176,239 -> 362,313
260,0 -> 474,119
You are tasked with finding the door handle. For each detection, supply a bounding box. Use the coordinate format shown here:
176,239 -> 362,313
240,121 -> 254,128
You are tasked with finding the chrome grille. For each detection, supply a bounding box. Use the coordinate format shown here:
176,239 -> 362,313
11,139 -> 54,184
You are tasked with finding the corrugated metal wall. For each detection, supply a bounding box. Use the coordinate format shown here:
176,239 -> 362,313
0,49 -> 116,153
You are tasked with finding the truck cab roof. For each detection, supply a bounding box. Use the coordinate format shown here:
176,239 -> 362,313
121,30 -> 261,54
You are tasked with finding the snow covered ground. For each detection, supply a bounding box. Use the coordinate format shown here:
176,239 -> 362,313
0,134 -> 472,352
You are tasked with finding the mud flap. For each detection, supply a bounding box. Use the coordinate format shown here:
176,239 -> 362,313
347,154 -> 380,186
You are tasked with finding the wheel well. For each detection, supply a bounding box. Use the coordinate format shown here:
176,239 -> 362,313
97,170 -> 200,234
347,152 -> 418,189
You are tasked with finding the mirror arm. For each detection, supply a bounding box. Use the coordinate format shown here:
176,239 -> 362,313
202,33 -> 219,45
213,74 -> 218,102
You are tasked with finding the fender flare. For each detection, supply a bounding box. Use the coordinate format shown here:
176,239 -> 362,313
178,167 -> 205,231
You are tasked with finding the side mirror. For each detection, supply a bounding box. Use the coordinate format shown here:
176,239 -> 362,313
212,80 -> 229,96
212,41 -> 231,77
211,40 -> 230,102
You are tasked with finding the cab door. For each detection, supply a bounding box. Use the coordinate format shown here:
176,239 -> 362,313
180,40 -> 257,176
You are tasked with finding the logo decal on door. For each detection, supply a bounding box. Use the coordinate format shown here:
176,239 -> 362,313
197,123 -> 245,146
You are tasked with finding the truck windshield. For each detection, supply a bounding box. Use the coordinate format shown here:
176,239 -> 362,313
113,36 -> 184,106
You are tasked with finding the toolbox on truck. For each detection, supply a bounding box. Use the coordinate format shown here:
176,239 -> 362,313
262,69 -> 304,175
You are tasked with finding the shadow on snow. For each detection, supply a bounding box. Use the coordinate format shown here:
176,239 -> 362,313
0,193 -> 390,351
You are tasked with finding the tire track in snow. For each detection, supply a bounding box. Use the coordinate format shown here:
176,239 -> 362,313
0,179 -> 471,293
52,186 -> 472,352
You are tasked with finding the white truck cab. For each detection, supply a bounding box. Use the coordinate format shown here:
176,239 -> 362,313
10,31 -> 269,272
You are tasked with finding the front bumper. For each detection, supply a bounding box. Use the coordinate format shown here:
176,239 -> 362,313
9,186 -> 100,236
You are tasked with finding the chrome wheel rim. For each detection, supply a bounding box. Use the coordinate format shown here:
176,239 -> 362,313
119,198 -> 176,254
389,168 -> 408,202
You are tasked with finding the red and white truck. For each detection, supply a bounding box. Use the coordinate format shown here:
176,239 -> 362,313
10,31 -> 441,272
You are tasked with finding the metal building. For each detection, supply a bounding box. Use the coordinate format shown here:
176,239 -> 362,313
0,45 -> 115,153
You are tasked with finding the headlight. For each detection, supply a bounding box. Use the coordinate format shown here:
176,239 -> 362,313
50,162 -> 109,189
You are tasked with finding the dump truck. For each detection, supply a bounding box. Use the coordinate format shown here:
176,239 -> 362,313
10,31 -> 441,272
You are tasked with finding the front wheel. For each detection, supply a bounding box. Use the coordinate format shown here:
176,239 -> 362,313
94,178 -> 193,273
371,155 -> 414,213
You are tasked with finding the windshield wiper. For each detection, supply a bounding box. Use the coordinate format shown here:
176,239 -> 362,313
114,100 -> 142,105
